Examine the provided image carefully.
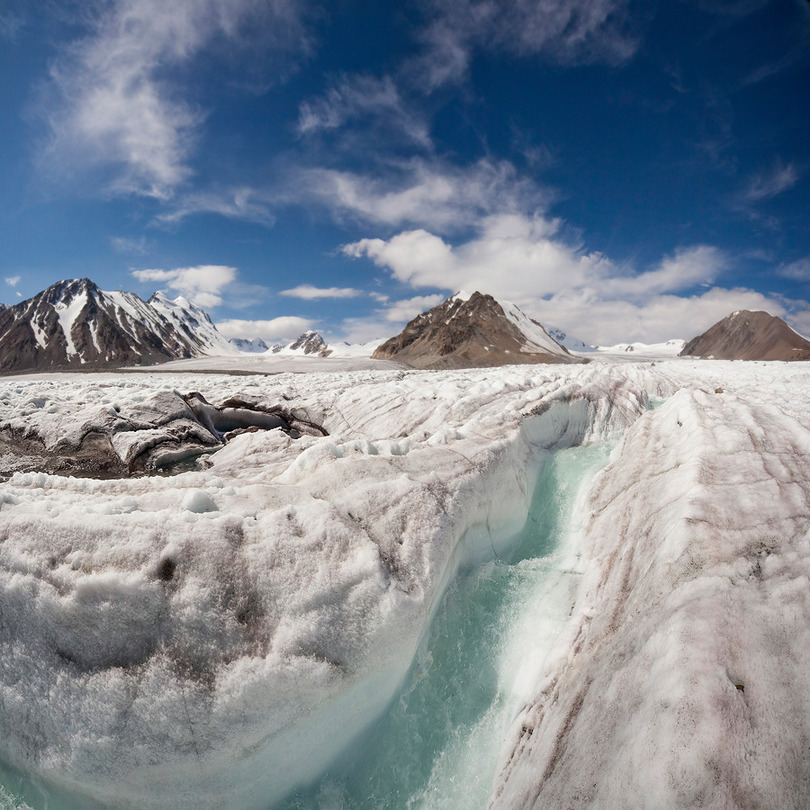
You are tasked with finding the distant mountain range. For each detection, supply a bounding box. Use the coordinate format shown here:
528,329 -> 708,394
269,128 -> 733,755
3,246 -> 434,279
1,280 -> 808,373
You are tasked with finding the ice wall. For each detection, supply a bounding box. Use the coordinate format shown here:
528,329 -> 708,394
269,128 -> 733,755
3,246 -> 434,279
490,383 -> 810,808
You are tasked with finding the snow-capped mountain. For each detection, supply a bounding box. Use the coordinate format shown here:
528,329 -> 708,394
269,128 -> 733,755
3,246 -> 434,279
229,337 -> 270,353
270,330 -> 332,357
680,310 -> 810,361
147,292 -> 235,357
541,324 -> 594,352
373,291 -> 583,368
0,278 -> 234,372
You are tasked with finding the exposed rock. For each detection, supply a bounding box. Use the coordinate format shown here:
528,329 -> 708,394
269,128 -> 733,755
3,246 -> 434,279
288,331 -> 332,357
680,310 -> 810,361
0,391 -> 328,478
372,291 -> 584,369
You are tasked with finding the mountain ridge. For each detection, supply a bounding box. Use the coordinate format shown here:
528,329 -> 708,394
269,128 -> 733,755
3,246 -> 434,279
0,278 -> 234,372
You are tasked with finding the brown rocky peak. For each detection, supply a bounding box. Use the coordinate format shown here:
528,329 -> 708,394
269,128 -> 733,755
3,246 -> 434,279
680,310 -> 810,361
373,291 -> 583,369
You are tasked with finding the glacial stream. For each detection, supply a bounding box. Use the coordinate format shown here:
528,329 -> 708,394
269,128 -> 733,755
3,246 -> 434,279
280,442 -> 611,810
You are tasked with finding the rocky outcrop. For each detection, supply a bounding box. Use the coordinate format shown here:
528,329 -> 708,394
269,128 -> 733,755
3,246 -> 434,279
270,331 -> 332,357
372,291 -> 583,369
0,390 -> 328,478
680,310 -> 810,361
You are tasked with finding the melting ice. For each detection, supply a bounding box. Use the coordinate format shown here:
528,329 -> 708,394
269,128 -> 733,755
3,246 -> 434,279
0,360 -> 809,808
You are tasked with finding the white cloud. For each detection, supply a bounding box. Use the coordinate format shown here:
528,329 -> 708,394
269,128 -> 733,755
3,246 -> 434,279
342,213 -> 787,344
215,316 -> 313,343
4,276 -> 21,287
132,264 -> 236,307
40,0 -> 311,199
743,161 -> 800,204
541,286 -> 790,346
598,245 -> 727,300
279,285 -> 362,300
296,159 -> 548,232
343,214 -> 608,298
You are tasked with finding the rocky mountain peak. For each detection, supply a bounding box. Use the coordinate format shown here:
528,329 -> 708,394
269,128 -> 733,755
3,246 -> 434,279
373,291 -> 583,369
680,310 -> 810,361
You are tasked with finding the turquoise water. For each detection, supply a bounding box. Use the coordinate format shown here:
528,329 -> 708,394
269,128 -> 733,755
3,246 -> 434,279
281,443 -> 610,810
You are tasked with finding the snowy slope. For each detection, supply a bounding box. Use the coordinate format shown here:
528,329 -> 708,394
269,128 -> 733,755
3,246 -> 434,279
229,337 -> 270,353
147,292 -> 237,356
0,360 -> 809,808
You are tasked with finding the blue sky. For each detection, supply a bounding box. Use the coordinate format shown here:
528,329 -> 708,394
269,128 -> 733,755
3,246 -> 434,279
0,0 -> 808,345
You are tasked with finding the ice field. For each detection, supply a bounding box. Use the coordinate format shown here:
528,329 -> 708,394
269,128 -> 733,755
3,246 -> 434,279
0,358 -> 809,808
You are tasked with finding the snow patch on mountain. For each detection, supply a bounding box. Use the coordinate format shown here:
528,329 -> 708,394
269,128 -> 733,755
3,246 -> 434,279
229,337 -> 270,354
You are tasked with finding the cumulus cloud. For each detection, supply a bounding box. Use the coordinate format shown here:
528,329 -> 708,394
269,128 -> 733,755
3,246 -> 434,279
342,213 -> 784,344
4,276 -> 21,287
279,285 -> 362,300
215,316 -> 313,343
541,286 -> 790,346
295,159 -> 548,232
132,264 -> 236,307
343,213 -> 609,298
39,0 -> 311,199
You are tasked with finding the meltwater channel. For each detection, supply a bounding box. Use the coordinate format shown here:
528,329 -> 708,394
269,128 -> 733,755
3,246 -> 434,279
0,442 -> 611,810
280,442 -> 611,810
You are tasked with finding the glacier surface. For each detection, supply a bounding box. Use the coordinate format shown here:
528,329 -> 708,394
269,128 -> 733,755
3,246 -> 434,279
0,359 -> 808,808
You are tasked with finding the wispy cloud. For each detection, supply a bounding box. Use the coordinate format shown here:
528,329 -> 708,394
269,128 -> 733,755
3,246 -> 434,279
293,158 -> 549,233
39,0 -> 312,200
411,0 -> 641,90
110,235 -> 150,255
4,276 -> 21,287
743,160 -> 800,203
280,285 -> 362,300
298,74 -> 431,148
132,264 -> 237,307
0,11 -> 24,41
155,188 -> 276,226
778,257 -> 810,282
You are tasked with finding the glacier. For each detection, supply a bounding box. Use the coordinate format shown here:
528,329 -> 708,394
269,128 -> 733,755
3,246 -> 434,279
0,359 -> 808,808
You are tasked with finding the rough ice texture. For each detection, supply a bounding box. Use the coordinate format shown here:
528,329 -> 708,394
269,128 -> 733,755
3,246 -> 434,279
490,365 -> 810,809
0,360 -> 808,808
